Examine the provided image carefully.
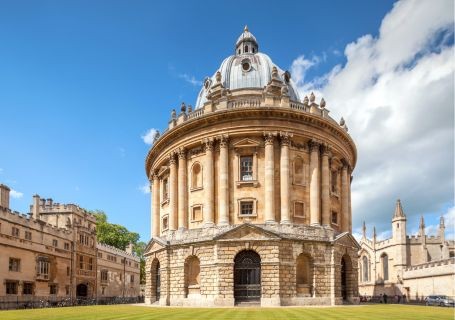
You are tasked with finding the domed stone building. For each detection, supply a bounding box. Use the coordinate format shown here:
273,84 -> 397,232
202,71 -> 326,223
144,27 -> 359,306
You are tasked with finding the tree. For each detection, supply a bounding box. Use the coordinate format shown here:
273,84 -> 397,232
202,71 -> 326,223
91,210 -> 146,285
134,242 -> 147,284
91,210 -> 139,250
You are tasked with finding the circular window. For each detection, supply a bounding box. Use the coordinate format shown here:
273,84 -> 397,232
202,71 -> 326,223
242,59 -> 251,72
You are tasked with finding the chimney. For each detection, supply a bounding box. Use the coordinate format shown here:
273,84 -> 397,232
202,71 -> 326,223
0,184 -> 11,209
32,194 -> 40,218
40,198 -> 45,206
47,198 -> 53,207
126,243 -> 134,255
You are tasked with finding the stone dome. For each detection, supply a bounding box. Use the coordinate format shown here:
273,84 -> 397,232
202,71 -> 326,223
195,27 -> 300,109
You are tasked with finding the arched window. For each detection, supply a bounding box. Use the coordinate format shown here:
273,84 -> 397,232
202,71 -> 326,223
296,253 -> 312,296
151,259 -> 160,302
245,45 -> 249,53
362,256 -> 369,282
293,156 -> 304,185
381,253 -> 388,281
252,47 -> 255,53
191,162 -> 202,189
184,256 -> 200,296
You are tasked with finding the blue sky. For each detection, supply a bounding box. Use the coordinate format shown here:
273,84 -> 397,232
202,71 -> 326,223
0,0 -> 453,242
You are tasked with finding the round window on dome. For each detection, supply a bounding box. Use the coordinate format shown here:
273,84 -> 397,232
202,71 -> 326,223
242,60 -> 251,72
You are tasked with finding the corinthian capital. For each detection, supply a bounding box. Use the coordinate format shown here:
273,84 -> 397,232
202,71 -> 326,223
177,147 -> 187,160
219,134 -> 229,148
263,132 -> 276,145
169,152 -> 177,165
308,139 -> 320,152
279,132 -> 293,146
203,137 -> 214,151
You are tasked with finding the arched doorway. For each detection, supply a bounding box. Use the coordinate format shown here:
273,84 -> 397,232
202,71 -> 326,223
340,254 -> 352,301
234,250 -> 261,303
155,261 -> 161,301
76,283 -> 88,297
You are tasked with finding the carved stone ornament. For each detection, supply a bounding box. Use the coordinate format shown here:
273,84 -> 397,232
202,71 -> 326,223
308,140 -> 320,151
309,92 -> 315,103
178,147 -> 187,160
215,71 -> 222,83
320,98 -> 326,109
219,135 -> 229,148
203,138 -> 215,151
303,96 -> 309,106
279,132 -> 292,146
169,152 -> 177,164
263,132 -> 275,145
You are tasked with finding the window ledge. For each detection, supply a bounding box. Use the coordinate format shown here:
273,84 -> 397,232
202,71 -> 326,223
330,191 -> 340,198
292,182 -> 308,187
190,187 -> 203,192
239,214 -> 257,218
160,199 -> 169,207
236,180 -> 259,187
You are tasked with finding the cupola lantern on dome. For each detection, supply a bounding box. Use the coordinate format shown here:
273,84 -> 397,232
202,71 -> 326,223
236,25 -> 258,55
195,26 -> 300,109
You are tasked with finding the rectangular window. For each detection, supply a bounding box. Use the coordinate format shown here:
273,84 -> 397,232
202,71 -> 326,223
331,170 -> 338,193
9,258 -> 20,272
23,282 -> 33,295
98,252 -> 103,258
37,259 -> 50,277
191,206 -> 202,221
5,281 -> 18,294
240,201 -> 254,216
240,156 -> 253,181
101,270 -> 108,282
163,178 -> 169,200
88,258 -> 93,271
67,266 -> 70,276
79,255 -> 84,269
49,284 -> 57,295
11,227 -> 19,237
64,243 -> 70,250
119,273 -> 122,281
52,239 -> 58,247
25,231 -> 32,240
130,275 -> 134,283
294,202 -> 305,218
331,211 -> 338,225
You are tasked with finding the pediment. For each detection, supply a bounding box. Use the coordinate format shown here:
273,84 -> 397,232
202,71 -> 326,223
333,232 -> 361,249
214,223 -> 282,241
232,138 -> 261,149
144,237 -> 167,256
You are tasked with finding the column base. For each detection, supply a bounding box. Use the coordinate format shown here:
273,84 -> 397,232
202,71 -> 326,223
280,219 -> 291,224
204,222 -> 215,228
217,221 -> 229,227
265,220 -> 278,225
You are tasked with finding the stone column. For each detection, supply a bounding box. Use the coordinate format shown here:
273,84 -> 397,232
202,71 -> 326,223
341,161 -> 349,232
280,133 -> 291,224
348,173 -> 352,233
309,141 -> 320,225
264,133 -> 276,224
151,172 -> 160,237
169,153 -> 178,231
177,148 -> 187,230
203,138 -> 215,226
321,145 -> 331,226
218,135 -> 229,226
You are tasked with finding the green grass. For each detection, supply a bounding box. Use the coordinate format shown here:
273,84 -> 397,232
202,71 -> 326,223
0,304 -> 453,320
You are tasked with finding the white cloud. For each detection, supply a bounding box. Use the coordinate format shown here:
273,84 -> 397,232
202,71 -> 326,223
292,0 -> 454,235
178,73 -> 202,86
139,183 -> 150,194
141,128 -> 159,145
423,206 -> 455,239
10,189 -> 23,199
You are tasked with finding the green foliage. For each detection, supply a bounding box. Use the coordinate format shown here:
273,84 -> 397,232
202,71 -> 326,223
90,210 -> 146,284
134,241 -> 147,284
91,210 -> 139,251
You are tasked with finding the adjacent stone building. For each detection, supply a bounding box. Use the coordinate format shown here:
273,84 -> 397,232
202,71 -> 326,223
0,184 -> 140,299
358,200 -> 455,299
144,27 -> 360,306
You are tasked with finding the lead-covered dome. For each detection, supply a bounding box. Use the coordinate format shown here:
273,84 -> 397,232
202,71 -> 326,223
195,26 -> 300,109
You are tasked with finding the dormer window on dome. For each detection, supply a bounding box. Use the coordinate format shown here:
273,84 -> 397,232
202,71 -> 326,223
236,26 -> 258,55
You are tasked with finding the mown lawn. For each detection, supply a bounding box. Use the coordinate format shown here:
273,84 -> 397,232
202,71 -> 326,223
0,304 -> 453,320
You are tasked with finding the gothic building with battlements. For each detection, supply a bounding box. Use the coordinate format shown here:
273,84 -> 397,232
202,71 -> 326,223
0,184 -> 140,301
358,200 -> 455,299
144,27 -> 360,306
